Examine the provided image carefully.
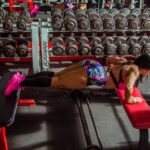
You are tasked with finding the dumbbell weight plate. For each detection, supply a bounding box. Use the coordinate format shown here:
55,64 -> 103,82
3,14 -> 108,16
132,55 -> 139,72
129,43 -> 141,54
52,46 -> 64,55
78,36 -> 89,45
117,44 -> 129,55
3,16 -> 15,31
126,14 -> 137,20
114,14 -> 125,20
8,11 -> 18,21
91,18 -> 102,30
17,44 -> 28,56
141,18 -> 150,30
101,14 -> 113,20
126,36 -> 139,45
66,45 -> 77,55
116,18 -> 128,30
78,18 -> 90,30
142,43 -> 150,54
131,8 -> 141,17
52,18 -> 63,30
65,37 -> 76,45
109,8 -> 119,17
99,8 -> 108,16
103,37 -> 114,45
78,45 -> 90,55
115,37 -> 126,45
91,37 -> 101,45
105,44 -> 116,55
103,18 -> 115,30
128,18 -> 140,30
51,8 -> 62,17
52,37 -> 64,45
63,8 -> 74,16
139,36 -> 150,45
139,13 -> 149,20
91,44 -> 104,55
120,8 -> 130,17
17,16 -> 28,30
0,7 -> 7,19
20,9 -> 30,19
64,18 -> 77,31
143,8 -> 150,16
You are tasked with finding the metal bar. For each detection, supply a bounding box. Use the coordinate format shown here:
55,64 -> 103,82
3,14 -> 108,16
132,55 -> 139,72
138,129 -> 149,150
75,96 -> 93,146
86,97 -> 103,150
31,22 -> 41,73
40,23 -> 50,71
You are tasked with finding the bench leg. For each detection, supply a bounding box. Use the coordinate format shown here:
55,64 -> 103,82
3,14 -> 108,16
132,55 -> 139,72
0,128 -> 8,150
138,129 -> 149,150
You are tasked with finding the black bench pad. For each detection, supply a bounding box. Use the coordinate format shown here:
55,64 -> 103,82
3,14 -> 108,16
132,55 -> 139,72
0,72 -> 20,127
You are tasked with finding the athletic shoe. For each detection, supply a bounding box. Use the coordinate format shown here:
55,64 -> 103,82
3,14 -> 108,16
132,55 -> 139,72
30,4 -> 39,16
5,72 -> 25,96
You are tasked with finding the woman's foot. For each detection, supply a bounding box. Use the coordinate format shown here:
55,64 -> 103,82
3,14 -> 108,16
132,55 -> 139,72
5,72 -> 25,96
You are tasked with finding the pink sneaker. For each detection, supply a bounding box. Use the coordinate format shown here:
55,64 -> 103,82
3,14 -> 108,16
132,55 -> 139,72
5,72 -> 25,96
30,4 -> 39,16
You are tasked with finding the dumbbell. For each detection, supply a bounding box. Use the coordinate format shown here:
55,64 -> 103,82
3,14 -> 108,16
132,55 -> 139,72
51,8 -> 63,30
65,37 -> 77,55
8,11 -> 18,21
140,17 -> 150,30
127,36 -> 141,54
131,8 -> 141,18
114,14 -> 128,30
16,39 -> 29,56
90,37 -> 104,55
75,9 -> 89,30
99,8 -> 108,17
20,9 -> 31,19
142,43 -> 150,54
127,14 -> 140,30
17,16 -> 28,30
138,36 -> 150,45
143,8 -> 150,16
103,37 -> 116,55
2,39 -> 16,57
78,36 -> 90,55
115,36 -> 128,54
102,14 -> 115,30
0,7 -> 7,20
109,8 -> 119,17
52,37 -> 64,55
63,8 -> 77,31
119,8 -> 130,17
87,8 -> 102,30
3,16 -> 15,31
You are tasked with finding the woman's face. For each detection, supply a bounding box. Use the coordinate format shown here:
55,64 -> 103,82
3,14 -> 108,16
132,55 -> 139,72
140,68 -> 150,76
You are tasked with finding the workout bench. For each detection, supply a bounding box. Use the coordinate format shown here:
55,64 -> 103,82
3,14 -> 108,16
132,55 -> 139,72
0,72 -> 35,150
116,87 -> 150,150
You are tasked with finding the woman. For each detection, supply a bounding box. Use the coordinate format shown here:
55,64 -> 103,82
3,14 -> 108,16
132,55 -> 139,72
5,54 -> 150,104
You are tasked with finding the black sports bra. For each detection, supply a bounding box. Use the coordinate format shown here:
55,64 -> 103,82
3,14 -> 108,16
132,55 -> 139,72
108,66 -> 123,88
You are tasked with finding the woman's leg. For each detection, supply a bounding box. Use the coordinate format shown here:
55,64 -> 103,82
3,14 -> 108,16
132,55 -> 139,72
55,61 -> 83,77
51,67 -> 88,89
20,76 -> 52,87
26,71 -> 54,79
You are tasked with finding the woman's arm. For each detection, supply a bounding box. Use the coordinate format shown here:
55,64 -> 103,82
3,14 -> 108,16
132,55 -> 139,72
106,55 -> 128,67
125,66 -> 143,103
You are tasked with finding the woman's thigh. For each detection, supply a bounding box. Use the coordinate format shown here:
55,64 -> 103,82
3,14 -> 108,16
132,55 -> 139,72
53,67 -> 88,89
54,61 -> 83,77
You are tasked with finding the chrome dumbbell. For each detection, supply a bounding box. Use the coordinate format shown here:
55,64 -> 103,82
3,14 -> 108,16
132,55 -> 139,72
65,37 -> 77,55
90,37 -> 104,55
78,36 -> 90,55
75,9 -> 89,30
87,8 -> 102,30
63,8 -> 77,31
51,8 -> 63,30
16,39 -> 29,56
52,37 -> 64,55
103,37 -> 116,55
115,37 -> 129,55
127,36 -> 141,54
2,39 -> 16,57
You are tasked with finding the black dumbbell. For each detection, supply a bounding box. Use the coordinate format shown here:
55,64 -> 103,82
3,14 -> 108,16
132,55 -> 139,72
75,9 -> 89,30
8,11 -> 18,21
140,17 -> 150,30
131,8 -> 141,18
52,37 -> 64,55
115,36 -> 126,45
63,9 -> 77,31
2,39 -> 16,57
138,36 -> 150,45
142,43 -> 150,54
3,16 -> 15,31
0,7 -> 7,20
126,36 -> 139,45
143,8 -> 150,16
65,37 -> 77,55
78,36 -> 90,55
102,14 -> 115,30
103,37 -> 116,55
87,8 -> 102,30
91,37 -> 104,55
17,15 -> 28,30
129,43 -> 141,55
114,14 -> 128,30
16,39 -> 29,56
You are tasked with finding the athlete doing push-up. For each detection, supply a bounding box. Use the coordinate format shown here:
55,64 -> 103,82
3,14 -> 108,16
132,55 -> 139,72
4,54 -> 150,104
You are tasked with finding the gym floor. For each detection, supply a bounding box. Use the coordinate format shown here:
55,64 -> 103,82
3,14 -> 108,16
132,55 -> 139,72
1,62 -> 150,150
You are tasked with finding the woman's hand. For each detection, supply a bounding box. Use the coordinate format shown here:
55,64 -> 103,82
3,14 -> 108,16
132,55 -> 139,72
127,96 -> 143,104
